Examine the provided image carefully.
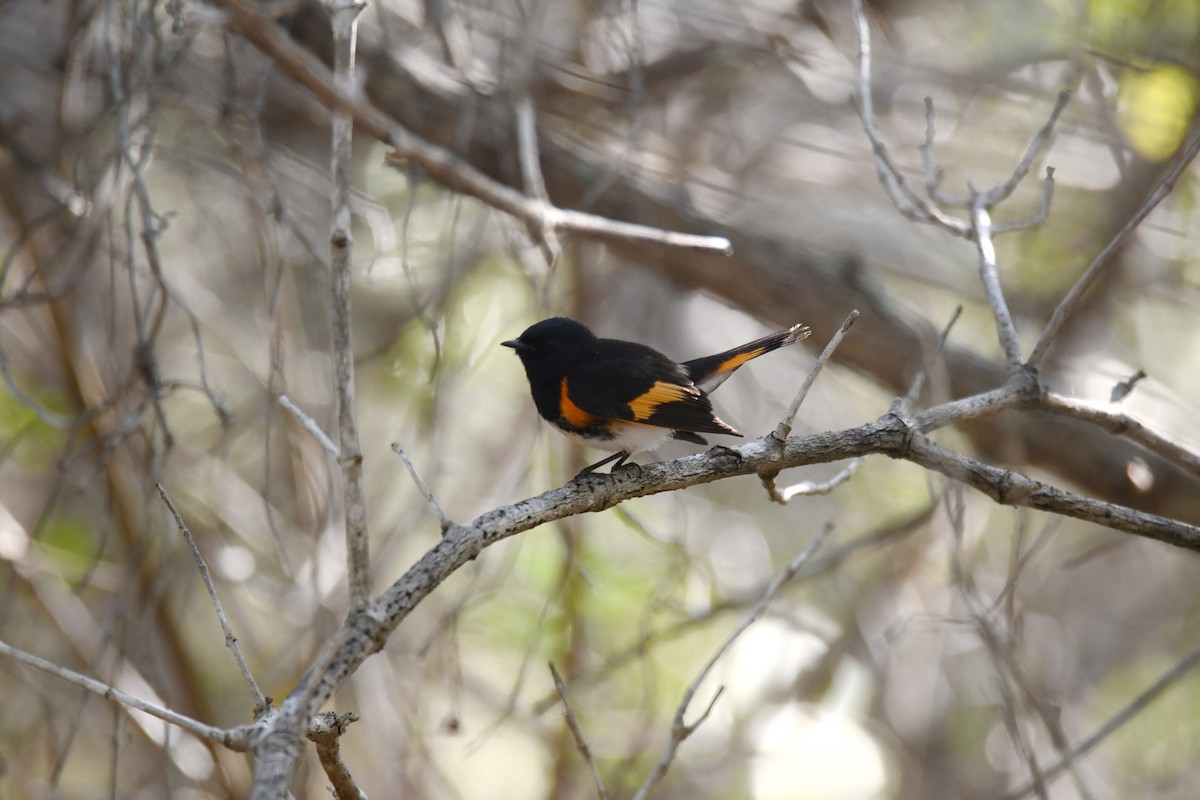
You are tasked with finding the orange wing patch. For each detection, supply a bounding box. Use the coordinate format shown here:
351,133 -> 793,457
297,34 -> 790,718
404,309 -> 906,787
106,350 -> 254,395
560,378 -> 597,428
628,380 -> 700,421
712,346 -> 767,377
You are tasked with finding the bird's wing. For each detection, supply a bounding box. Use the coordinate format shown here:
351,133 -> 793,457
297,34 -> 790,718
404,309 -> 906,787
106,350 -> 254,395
565,343 -> 741,436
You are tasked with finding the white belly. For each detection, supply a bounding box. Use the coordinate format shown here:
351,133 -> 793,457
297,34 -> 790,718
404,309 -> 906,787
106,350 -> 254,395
560,421 -> 671,455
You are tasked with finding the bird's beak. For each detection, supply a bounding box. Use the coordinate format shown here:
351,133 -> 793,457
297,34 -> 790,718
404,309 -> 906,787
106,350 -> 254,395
501,339 -> 524,351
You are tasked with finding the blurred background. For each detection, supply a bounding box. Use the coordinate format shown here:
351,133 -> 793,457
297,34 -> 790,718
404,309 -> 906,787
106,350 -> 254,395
1,0 -> 1200,797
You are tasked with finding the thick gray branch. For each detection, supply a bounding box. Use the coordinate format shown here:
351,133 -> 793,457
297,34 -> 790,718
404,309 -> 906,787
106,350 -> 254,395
246,415 -> 1200,797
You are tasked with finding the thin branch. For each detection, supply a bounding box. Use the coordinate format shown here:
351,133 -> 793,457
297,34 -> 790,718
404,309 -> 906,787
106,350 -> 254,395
911,380 -> 1031,433
0,343 -> 71,429
979,89 -> 1072,207
392,442 -> 453,531
530,502 -> 938,715
895,304 -> 962,416
157,484 -> 267,708
852,0 -> 968,235
859,28 -> 1069,376
945,495 -> 1093,799
1004,643 -> 1200,800
549,663 -> 610,800
1036,391 -> 1200,478
630,523 -> 834,800
211,0 -> 732,256
921,98 -> 963,206
917,367 -> 1200,481
764,311 -> 857,502
252,628 -> 358,800
1027,129 -> 1200,369
922,86 -> 1066,218
178,298 -> 233,425
970,196 -> 1023,370
278,394 -> 340,457
775,309 -> 858,437
993,166 -> 1056,235
0,637 -> 255,751
631,688 -> 723,800
326,0 -> 372,612
1110,369 -> 1147,403
774,457 -> 864,502
308,711 -> 367,800
516,93 -> 561,267
899,426 -> 1200,548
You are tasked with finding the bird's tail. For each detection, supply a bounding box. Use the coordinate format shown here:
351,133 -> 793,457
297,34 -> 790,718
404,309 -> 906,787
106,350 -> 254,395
682,323 -> 810,394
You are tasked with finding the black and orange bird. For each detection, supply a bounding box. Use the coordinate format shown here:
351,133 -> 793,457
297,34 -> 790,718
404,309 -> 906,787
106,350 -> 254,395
502,317 -> 810,476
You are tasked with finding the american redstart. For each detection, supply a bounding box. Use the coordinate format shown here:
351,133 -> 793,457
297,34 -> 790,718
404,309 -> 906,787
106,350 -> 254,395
503,317 -> 810,476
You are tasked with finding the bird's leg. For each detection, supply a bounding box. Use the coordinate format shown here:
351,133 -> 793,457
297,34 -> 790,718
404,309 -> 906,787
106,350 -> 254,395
574,450 -> 629,479
706,444 -> 742,462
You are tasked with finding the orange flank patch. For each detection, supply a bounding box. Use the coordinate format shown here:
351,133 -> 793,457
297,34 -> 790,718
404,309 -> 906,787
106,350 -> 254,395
559,378 -> 597,427
628,380 -> 699,421
714,347 -> 766,376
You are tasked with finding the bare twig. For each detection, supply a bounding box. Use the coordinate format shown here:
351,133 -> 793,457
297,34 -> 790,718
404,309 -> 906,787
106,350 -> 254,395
912,380 -> 1030,432
978,89 -> 1072,207
1110,369 -> 1147,403
775,309 -> 858,438
630,523 -> 834,800
970,196 -> 1023,370
859,7 -> 1070,373
915,366 -> 1200,479
549,663 -> 609,800
252,625 -> 363,799
900,427 -> 1200,548
278,394 -> 340,457
945,494 -> 1093,799
1037,391 -> 1200,478
0,345 -> 70,428
631,688 -> 723,800
326,0 -> 372,612
530,503 -> 938,715
1027,129 -> 1200,370
177,301 -> 233,425
852,0 -> 968,235
426,0 -> 481,80
0,637 -> 254,750
1004,643 -> 1200,800
392,443 -> 453,531
308,711 -> 367,800
993,167 -> 1056,235
921,98 -> 964,206
156,483 -> 266,708
774,457 -> 864,502
516,94 -> 561,267
764,311 -> 857,502
917,88 -> 1066,221
212,0 -> 732,256
895,305 -> 963,415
